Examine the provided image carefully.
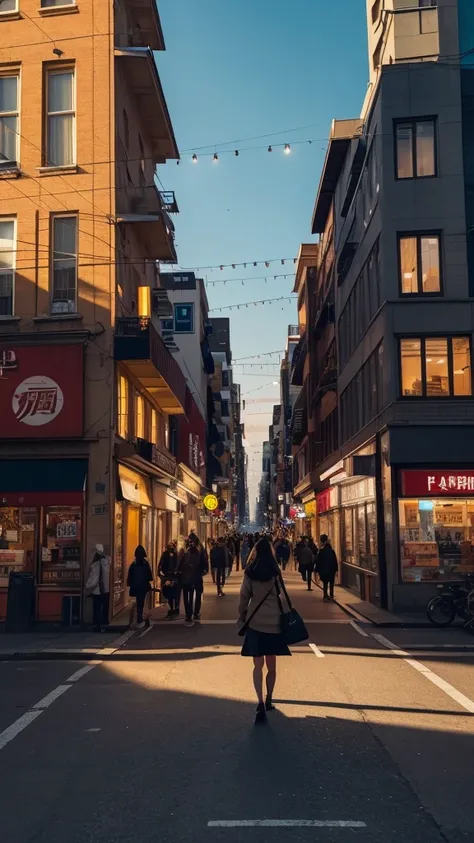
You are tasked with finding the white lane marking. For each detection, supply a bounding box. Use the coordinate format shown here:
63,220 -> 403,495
32,685 -> 72,710
0,711 -> 43,751
349,619 -> 369,638
85,728 -> 101,732
66,664 -> 98,682
139,623 -> 154,639
208,820 -> 366,828
309,643 -> 325,659
372,633 -> 474,714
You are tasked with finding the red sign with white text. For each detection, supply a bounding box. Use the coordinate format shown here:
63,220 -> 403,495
0,345 -> 83,438
401,470 -> 474,497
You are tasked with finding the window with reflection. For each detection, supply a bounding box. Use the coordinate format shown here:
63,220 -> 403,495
400,337 -> 472,397
395,118 -> 436,179
400,339 -> 422,396
399,234 -> 440,294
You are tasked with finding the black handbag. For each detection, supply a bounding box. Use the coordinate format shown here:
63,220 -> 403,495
276,576 -> 309,645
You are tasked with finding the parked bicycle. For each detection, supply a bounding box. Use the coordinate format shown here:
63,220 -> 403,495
426,574 -> 474,628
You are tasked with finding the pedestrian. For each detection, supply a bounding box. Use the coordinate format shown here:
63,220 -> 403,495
275,536 -> 291,571
210,536 -> 230,597
238,537 -> 290,725
158,541 -> 180,618
316,534 -> 338,601
241,533 -> 251,569
177,536 -> 209,626
234,533 -> 242,572
294,537 -> 315,591
226,535 -> 235,578
127,545 -> 153,629
85,543 -> 111,632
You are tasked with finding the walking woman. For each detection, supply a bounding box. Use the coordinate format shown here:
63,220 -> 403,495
127,545 -> 153,629
238,537 -> 290,724
158,541 -> 180,618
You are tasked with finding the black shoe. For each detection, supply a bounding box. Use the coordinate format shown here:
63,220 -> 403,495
265,696 -> 275,712
255,703 -> 267,725
193,614 -> 201,622
144,617 -> 150,628
166,609 -> 174,619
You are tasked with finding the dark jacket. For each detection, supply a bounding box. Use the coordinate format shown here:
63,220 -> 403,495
177,547 -> 209,587
210,544 -> 229,570
127,559 -> 153,597
316,543 -> 338,579
295,543 -> 314,569
275,540 -> 291,561
158,551 -> 179,578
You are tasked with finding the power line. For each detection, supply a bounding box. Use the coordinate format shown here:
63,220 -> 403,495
180,123 -> 326,153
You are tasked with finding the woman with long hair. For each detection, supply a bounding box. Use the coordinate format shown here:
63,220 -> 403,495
238,537 -> 290,724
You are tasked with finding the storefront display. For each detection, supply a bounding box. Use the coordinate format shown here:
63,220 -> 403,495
41,507 -> 82,584
0,507 -> 37,586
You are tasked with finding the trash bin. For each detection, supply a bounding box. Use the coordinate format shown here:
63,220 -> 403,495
5,572 -> 35,633
62,595 -> 81,627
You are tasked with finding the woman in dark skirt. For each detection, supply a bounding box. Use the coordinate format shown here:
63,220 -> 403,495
238,537 -> 290,724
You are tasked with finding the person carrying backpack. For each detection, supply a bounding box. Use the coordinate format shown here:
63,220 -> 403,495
316,534 -> 338,601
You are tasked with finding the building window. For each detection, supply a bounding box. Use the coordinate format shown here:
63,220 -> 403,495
164,415 -> 170,450
0,74 -> 18,168
420,0 -> 436,6
221,399 -> 229,418
138,134 -> 145,186
395,118 -> 436,179
135,391 -> 144,439
0,217 -> 15,316
117,374 -> 129,439
151,408 -> 158,445
0,0 -> 18,12
399,233 -> 441,295
45,68 -> 75,167
400,337 -> 472,397
174,303 -> 194,333
51,215 -> 77,312
41,0 -> 75,6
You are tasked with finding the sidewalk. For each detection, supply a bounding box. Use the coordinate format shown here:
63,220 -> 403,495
0,628 -> 131,658
329,582 -> 461,628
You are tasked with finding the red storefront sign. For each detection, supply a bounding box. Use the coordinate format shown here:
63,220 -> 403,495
317,489 -> 331,513
177,389 -> 206,479
0,345 -> 84,438
401,470 -> 474,497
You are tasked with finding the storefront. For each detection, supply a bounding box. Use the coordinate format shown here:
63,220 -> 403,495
0,458 -> 87,622
316,487 -> 340,579
340,476 -> 380,603
115,464 -> 154,614
398,470 -> 474,584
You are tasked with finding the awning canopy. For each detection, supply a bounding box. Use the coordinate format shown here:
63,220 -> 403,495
118,464 -> 152,507
0,459 -> 87,506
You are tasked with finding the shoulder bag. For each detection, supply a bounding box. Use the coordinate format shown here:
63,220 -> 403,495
276,576 -> 309,645
238,579 -> 276,637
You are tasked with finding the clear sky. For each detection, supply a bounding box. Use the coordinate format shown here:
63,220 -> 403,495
157,0 -> 369,517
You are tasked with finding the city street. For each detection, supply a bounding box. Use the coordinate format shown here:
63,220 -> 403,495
1,572 -> 474,843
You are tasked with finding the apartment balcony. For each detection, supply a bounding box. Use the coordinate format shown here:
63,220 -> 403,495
290,332 -> 307,387
114,46 -> 179,162
116,0 -> 166,50
114,317 -> 186,414
116,185 -> 177,262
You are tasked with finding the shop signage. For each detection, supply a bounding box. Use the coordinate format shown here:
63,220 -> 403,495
401,470 -> 474,497
92,504 -> 108,516
195,497 -> 204,510
203,493 -> 218,511
200,515 -> 211,523
317,489 -> 331,514
0,344 -> 83,438
136,437 -> 177,476
341,478 -> 375,504
304,499 -> 316,517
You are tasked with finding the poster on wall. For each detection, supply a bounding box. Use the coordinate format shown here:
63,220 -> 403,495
0,345 -> 84,438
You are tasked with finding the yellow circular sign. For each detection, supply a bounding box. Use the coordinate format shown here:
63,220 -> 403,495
203,494 -> 218,511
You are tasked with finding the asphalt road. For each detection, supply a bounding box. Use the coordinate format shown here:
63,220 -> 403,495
1,572 -> 474,843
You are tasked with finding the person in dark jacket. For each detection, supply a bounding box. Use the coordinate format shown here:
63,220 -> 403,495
158,542 -> 180,618
177,537 -> 209,626
210,536 -> 230,597
274,537 -> 291,571
294,537 -> 315,590
316,534 -> 338,601
127,545 -> 153,628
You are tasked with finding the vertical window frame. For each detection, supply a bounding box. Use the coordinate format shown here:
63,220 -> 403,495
44,64 -> 76,168
117,373 -> 129,440
399,336 -> 473,398
0,215 -> 16,317
394,117 -> 437,181
0,70 -> 19,169
134,391 -> 145,440
50,213 -> 78,313
398,231 -> 442,296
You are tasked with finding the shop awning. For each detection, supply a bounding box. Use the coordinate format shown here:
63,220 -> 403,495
118,465 -> 153,507
0,459 -> 87,506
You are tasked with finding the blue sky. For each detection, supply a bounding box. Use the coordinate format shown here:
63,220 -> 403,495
157,0 -> 369,512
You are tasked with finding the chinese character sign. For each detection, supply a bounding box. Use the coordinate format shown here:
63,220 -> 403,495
401,470 -> 474,497
0,345 -> 83,438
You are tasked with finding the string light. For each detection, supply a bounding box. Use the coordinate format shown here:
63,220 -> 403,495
208,295 -> 296,313
192,154 -> 198,163
177,255 -> 297,273
234,150 -> 239,156
213,152 -> 219,162
284,144 -> 291,155
268,145 -> 272,152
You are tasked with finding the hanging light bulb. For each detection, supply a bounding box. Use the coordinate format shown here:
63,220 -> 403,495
213,153 -> 219,162
234,150 -> 239,156
177,160 -> 180,165
284,144 -> 291,155
268,145 -> 272,152
192,154 -> 197,163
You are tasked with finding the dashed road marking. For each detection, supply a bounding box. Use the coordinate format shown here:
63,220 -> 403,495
349,619 -> 369,638
32,685 -> 72,710
0,711 -> 43,752
372,633 -> 474,714
66,664 -> 98,682
207,820 -> 367,828
309,643 -> 325,659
